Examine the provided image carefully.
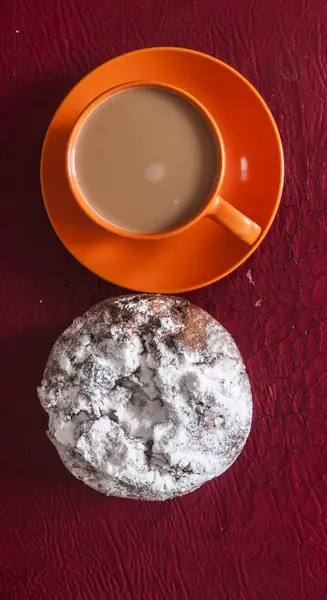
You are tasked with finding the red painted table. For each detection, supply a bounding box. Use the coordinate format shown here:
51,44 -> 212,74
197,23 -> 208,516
1,1 -> 326,598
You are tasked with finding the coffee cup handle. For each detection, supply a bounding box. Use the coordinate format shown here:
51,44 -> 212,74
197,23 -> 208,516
209,197 -> 262,245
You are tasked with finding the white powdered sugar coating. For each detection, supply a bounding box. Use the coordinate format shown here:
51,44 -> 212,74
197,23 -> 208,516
38,295 -> 252,500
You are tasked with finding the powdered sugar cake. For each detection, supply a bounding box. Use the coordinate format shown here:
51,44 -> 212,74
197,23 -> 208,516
38,295 -> 252,500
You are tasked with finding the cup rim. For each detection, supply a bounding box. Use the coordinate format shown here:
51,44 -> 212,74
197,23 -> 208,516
66,80 -> 225,240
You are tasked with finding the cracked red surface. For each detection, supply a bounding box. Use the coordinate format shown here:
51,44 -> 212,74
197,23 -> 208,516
0,1 -> 326,599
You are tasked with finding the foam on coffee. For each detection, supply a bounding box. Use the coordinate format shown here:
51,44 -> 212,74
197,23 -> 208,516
74,86 -> 219,233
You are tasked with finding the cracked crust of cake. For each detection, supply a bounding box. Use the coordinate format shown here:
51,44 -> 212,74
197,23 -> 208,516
38,295 -> 253,500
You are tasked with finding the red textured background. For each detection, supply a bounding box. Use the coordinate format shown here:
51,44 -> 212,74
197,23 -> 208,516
1,1 -> 327,598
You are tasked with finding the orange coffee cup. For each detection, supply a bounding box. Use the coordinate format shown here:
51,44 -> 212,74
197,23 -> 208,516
66,81 -> 261,245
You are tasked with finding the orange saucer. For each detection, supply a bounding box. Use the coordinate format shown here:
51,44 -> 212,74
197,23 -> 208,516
41,47 -> 284,293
